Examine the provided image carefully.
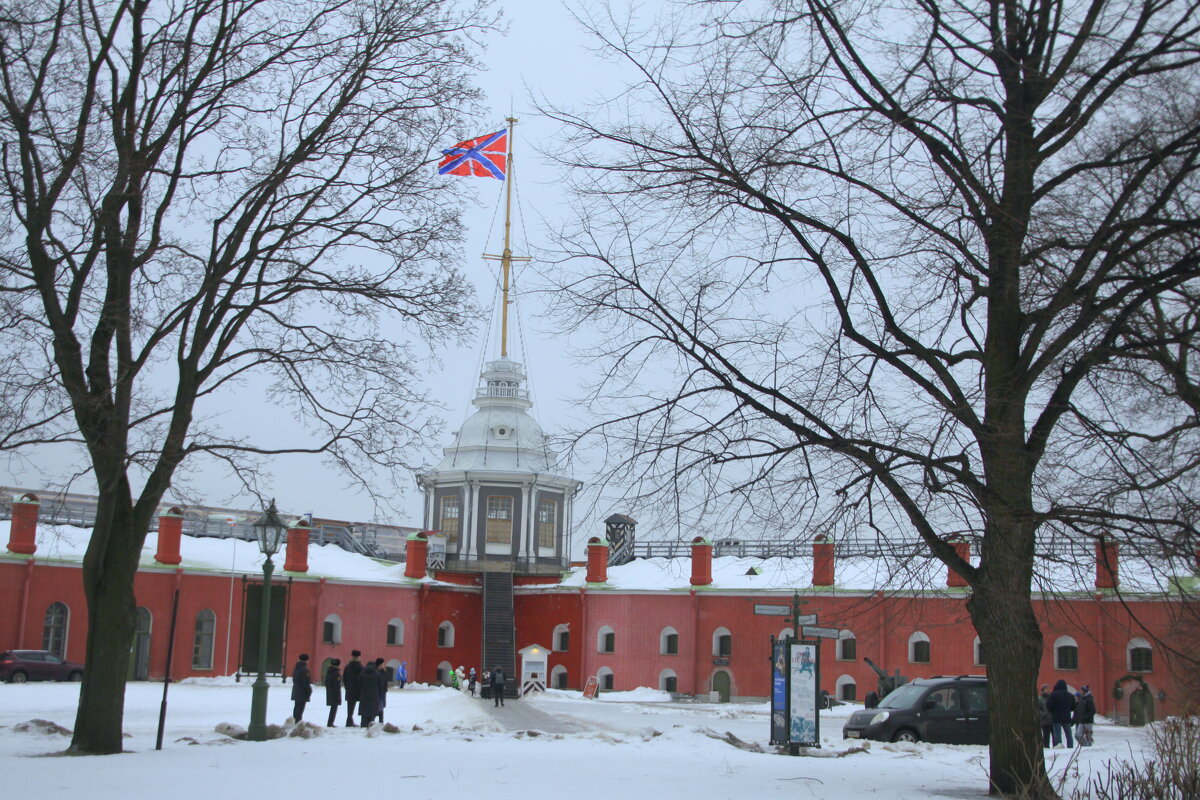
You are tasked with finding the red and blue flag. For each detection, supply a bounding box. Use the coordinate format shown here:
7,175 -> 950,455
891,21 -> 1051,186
438,129 -> 507,180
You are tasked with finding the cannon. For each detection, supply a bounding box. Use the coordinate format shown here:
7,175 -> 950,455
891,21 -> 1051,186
863,657 -> 908,707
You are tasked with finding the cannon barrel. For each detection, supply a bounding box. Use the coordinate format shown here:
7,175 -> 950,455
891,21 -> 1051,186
863,657 -> 888,679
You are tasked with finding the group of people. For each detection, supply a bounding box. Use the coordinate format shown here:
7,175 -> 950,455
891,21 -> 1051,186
289,650 -> 410,729
450,665 -> 508,706
1038,680 -> 1097,748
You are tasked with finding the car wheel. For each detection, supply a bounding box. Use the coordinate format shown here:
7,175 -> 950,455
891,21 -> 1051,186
68,671 -> 83,682
892,728 -> 920,743
10,670 -> 28,684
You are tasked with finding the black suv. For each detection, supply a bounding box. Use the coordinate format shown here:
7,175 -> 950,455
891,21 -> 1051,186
0,650 -> 85,683
842,676 -> 989,745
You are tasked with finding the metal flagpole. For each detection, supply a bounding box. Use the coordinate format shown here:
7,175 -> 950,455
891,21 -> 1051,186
484,118 -> 530,358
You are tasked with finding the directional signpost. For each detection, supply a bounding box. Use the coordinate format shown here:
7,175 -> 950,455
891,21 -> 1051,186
801,625 -> 841,639
768,592 -> 828,753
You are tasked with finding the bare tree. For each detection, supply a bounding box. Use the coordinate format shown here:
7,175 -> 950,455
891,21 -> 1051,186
542,0 -> 1200,794
0,0 -> 494,753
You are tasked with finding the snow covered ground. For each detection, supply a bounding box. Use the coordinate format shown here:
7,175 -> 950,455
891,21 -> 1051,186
1,680 -> 1152,799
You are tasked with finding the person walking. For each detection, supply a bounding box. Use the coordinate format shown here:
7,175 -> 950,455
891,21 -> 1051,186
358,660 -> 383,729
1074,685 -> 1097,746
490,666 -> 505,707
1038,684 -> 1053,748
291,653 -> 312,723
374,658 -> 389,723
1046,679 -> 1077,748
324,658 -> 342,728
343,650 -> 363,726
397,661 -> 408,689
468,667 -> 477,698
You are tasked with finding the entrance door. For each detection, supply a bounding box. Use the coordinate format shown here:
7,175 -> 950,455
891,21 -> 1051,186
129,607 -> 151,680
712,670 -> 732,703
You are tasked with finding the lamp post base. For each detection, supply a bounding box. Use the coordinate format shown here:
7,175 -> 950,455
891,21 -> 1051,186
248,675 -> 270,741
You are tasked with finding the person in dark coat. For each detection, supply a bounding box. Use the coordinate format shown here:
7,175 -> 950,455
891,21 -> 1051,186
343,650 -> 363,727
468,667 -> 477,698
358,661 -> 383,728
290,653 -> 312,723
1046,679 -> 1077,747
490,666 -> 505,707
1074,685 -> 1097,746
374,658 -> 388,723
324,658 -> 342,728
1038,684 -> 1053,747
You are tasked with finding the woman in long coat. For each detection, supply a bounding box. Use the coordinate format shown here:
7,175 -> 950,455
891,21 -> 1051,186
324,658 -> 342,728
357,661 -> 383,728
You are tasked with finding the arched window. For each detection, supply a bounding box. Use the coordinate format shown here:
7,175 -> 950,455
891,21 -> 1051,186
386,618 -> 404,646
778,627 -> 794,641
385,659 -> 401,682
322,614 -> 342,645
485,495 -> 514,544
660,626 -> 679,655
192,609 -> 216,670
712,627 -> 732,657
551,664 -> 568,689
908,631 -> 931,664
597,666 -> 614,691
1128,637 -> 1153,672
659,669 -> 678,693
552,623 -> 570,652
439,495 -> 461,546
1054,636 -> 1079,670
597,625 -> 615,654
836,673 -> 857,701
42,602 -> 69,658
974,636 -> 985,666
537,499 -> 557,549
837,630 -> 857,661
436,660 -> 453,685
437,621 -> 455,648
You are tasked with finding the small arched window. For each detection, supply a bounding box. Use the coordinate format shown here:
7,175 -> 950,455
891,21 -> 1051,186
1128,637 -> 1153,672
659,669 -> 678,693
551,664 -> 568,689
1054,636 -> 1078,670
437,621 -> 455,648
597,666 -> 614,691
778,627 -> 794,641
836,673 -> 857,701
837,630 -> 857,661
597,625 -> 615,654
386,618 -> 404,646
553,624 -> 570,652
322,614 -> 342,645
712,626 -> 732,657
436,660 -> 453,685
973,636 -> 985,666
909,631 -> 931,664
192,609 -> 216,670
660,626 -> 679,655
42,602 -> 69,659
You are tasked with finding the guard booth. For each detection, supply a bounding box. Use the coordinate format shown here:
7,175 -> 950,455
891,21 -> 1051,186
519,643 -> 548,697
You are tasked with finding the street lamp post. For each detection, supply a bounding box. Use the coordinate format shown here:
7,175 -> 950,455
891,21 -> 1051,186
247,499 -> 287,742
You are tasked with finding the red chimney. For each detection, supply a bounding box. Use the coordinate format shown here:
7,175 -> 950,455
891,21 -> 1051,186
1095,539 -> 1118,590
154,507 -> 184,565
586,536 -> 609,583
948,539 -> 971,588
7,492 -> 39,555
283,520 -> 311,573
405,532 -> 429,579
812,535 -> 834,587
690,536 -> 713,586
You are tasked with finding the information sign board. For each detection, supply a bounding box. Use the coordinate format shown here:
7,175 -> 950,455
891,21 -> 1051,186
788,640 -> 821,748
801,625 -> 841,639
754,604 -> 790,616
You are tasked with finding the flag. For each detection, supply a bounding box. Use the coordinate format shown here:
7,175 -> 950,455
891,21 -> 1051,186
438,129 -> 507,180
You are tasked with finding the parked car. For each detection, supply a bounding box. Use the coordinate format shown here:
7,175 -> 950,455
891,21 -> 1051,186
0,650 -> 84,683
842,676 -> 989,744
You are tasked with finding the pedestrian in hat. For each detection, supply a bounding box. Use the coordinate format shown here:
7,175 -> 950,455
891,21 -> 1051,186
291,653 -> 312,723
325,658 -> 342,727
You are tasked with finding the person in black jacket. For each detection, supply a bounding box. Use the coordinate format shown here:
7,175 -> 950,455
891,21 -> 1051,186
1038,684 -> 1053,748
1074,685 -> 1097,746
374,657 -> 388,723
1046,679 -> 1077,747
490,666 -> 505,707
291,653 -> 312,723
343,650 -> 363,727
324,658 -> 342,728
358,661 -> 383,728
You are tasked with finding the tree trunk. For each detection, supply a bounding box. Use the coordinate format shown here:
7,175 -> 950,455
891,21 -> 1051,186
69,495 -> 144,754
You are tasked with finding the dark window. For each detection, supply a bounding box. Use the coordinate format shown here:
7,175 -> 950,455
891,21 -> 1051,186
839,637 -> 857,661
975,640 -> 985,665
717,634 -> 732,657
601,631 -> 615,653
437,624 -> 450,647
840,682 -> 857,701
555,629 -> 569,651
555,670 -> 568,689
42,602 -> 68,658
912,640 -> 930,664
664,633 -> 678,655
192,610 -> 215,670
322,621 -> 336,644
1130,647 -> 1152,672
602,672 -> 614,690
1056,645 -> 1078,670
664,675 -> 677,693
436,666 -> 446,684
387,623 -> 400,645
